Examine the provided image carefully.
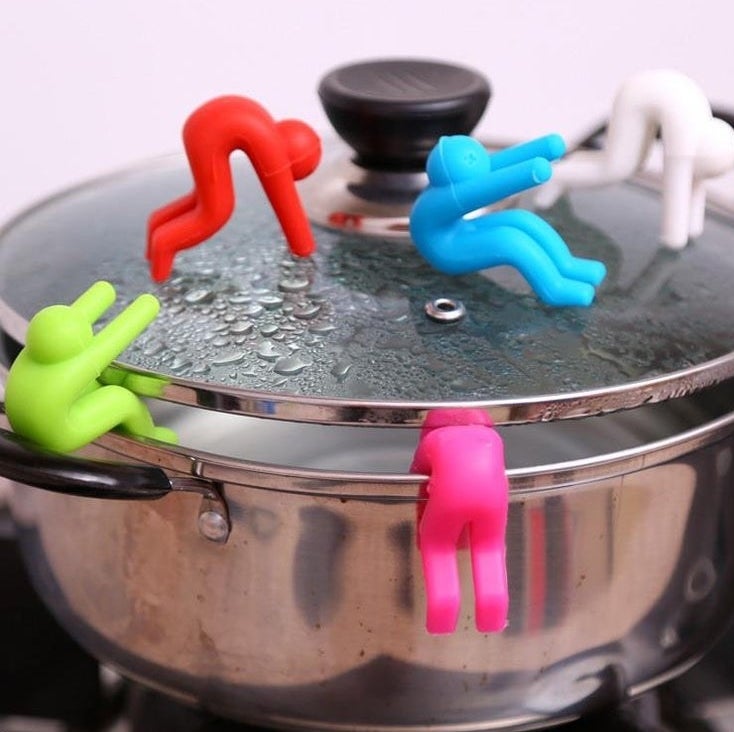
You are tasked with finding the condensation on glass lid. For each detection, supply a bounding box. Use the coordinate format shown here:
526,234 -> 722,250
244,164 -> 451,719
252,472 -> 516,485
0,156 -> 733,406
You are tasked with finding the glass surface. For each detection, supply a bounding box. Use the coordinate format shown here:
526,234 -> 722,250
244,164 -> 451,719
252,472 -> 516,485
0,156 -> 733,404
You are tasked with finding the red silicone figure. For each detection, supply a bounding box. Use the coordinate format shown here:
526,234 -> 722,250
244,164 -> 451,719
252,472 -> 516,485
147,96 -> 322,282
411,408 -> 509,634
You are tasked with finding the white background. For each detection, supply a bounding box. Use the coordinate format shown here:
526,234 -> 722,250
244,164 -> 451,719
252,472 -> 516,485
0,0 -> 733,223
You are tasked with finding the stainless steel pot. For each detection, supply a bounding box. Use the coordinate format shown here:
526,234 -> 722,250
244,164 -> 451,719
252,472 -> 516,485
4,388 -> 734,731
2,59 -> 734,731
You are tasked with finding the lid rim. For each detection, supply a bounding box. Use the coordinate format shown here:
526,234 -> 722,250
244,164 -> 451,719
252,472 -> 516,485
3,311 -> 733,426
2,154 -> 734,426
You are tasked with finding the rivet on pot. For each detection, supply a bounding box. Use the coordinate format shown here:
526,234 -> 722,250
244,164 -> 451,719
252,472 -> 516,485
684,556 -> 717,603
198,509 -> 230,543
425,297 -> 466,323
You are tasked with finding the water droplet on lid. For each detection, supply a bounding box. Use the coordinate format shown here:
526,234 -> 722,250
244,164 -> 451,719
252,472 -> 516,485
169,357 -> 193,373
191,363 -> 210,375
184,289 -> 214,305
310,323 -> 336,334
257,340 -> 288,361
242,303 -> 264,318
260,324 -> 279,337
213,351 -> 246,366
331,360 -> 353,381
273,354 -> 311,375
279,276 -> 310,292
230,321 -> 254,335
212,336 -> 230,347
258,293 -> 284,309
142,340 -> 165,356
293,303 -> 321,320
228,292 -> 252,305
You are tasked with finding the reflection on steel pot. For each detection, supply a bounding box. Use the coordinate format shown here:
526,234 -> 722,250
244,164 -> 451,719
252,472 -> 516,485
1,58 -> 734,731
4,386 -> 734,730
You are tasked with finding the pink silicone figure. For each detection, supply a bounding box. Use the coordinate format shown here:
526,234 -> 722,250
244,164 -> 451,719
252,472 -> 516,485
411,408 -> 509,634
147,96 -> 322,282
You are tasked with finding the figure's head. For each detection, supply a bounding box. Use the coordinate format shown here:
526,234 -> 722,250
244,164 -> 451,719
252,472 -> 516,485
25,306 -> 93,364
426,135 -> 491,187
419,407 -> 494,439
695,117 -> 734,178
276,120 -> 321,179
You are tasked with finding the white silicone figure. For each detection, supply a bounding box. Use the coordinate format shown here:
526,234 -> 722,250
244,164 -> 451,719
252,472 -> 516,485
534,70 -> 734,249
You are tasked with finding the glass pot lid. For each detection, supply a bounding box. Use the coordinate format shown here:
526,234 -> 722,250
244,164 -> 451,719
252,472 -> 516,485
0,153 -> 733,426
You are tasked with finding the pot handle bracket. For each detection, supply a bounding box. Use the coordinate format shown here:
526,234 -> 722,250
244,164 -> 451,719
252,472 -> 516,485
176,474 -> 231,545
0,422 -> 232,545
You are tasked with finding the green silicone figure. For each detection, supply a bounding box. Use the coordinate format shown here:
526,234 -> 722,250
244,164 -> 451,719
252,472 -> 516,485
5,280 -> 177,452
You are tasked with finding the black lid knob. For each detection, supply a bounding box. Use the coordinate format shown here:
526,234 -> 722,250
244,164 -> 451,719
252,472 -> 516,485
318,58 -> 491,172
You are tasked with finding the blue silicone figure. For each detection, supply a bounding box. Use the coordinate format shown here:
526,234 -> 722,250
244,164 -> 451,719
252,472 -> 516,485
409,134 -> 607,307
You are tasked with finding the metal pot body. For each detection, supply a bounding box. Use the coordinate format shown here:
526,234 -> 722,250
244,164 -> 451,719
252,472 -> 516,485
9,408 -> 734,731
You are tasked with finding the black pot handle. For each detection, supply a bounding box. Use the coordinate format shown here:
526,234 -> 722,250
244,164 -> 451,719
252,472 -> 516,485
0,426 -> 172,500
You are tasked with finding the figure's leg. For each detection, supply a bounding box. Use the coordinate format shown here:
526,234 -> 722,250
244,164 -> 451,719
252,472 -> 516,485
482,211 -> 606,286
688,179 -> 707,240
419,505 -> 465,633
146,192 -> 198,259
148,146 -> 236,281
453,224 -> 597,307
469,518 -> 509,633
69,386 -> 177,445
660,156 -> 696,248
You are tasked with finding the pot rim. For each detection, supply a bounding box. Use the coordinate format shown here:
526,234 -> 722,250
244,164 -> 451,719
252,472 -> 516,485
92,405 -> 734,499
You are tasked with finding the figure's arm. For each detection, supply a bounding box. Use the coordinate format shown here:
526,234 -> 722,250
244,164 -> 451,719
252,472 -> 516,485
88,294 -> 160,373
489,134 -> 566,170
70,281 -> 116,324
260,171 -> 316,257
411,429 -> 439,475
451,157 -> 552,214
